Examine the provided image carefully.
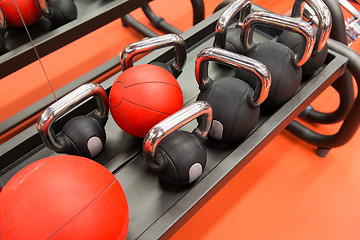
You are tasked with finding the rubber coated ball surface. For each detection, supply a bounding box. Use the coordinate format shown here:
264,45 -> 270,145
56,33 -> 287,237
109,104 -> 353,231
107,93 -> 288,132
0,155 -> 129,240
109,64 -> 183,138
0,0 -> 42,27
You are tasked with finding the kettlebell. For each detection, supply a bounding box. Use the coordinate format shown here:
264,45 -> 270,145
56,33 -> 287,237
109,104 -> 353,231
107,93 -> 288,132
37,0 -> 77,27
237,11 -> 316,107
0,7 -> 6,54
143,101 -> 212,185
121,33 -> 187,78
37,83 -> 109,158
277,0 -> 332,77
213,0 -> 251,54
196,47 -> 271,141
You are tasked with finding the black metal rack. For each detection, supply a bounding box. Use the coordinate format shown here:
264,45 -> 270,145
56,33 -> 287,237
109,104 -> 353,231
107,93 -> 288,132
0,0 -> 153,79
1,4 -> 358,240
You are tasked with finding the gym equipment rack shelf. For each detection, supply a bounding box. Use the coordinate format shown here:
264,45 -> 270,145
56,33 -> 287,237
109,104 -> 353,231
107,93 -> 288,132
0,6 -> 351,239
0,0 -> 153,79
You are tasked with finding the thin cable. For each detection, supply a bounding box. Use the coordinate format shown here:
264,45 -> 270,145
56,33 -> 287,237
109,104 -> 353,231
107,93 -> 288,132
12,0 -> 58,101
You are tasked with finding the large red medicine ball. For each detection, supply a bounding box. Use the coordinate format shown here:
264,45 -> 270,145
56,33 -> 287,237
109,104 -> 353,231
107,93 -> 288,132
109,64 -> 183,138
0,155 -> 129,240
0,0 -> 42,27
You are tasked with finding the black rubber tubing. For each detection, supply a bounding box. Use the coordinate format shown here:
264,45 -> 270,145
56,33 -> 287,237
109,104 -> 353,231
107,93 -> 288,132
300,0 -> 354,124
286,38 -> 360,149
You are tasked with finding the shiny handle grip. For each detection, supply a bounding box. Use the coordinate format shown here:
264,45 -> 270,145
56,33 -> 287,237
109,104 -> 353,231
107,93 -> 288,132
241,11 -> 316,67
213,0 -> 252,48
195,47 -> 271,106
143,101 -> 212,160
0,6 -> 6,29
120,34 -> 187,73
292,0 -> 332,53
37,0 -> 50,16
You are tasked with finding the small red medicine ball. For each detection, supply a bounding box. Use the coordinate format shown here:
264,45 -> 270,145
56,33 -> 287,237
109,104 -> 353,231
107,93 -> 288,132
109,64 -> 183,138
0,155 -> 129,240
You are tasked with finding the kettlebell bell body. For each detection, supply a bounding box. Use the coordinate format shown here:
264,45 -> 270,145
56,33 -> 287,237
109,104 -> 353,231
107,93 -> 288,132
196,47 -> 271,141
245,41 -> 302,106
238,11 -> 316,107
156,131 -> 206,184
59,115 -> 106,157
277,32 -> 328,76
197,77 -> 259,140
144,101 -> 212,185
37,0 -> 77,27
0,31 -> 4,54
277,0 -> 332,77
37,83 -> 109,158
213,0 -> 251,54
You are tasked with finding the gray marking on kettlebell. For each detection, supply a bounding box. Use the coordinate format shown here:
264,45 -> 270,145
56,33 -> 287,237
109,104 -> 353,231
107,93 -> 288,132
188,163 -> 203,183
87,136 -> 103,158
209,120 -> 224,140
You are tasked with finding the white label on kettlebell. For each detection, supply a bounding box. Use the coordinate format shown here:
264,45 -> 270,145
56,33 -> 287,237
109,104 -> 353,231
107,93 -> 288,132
209,120 -> 223,140
189,163 -> 203,183
87,137 -> 103,158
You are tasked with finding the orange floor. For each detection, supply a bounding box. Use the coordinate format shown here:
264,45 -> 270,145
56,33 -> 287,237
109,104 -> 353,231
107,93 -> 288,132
170,1 -> 360,239
170,93 -> 360,239
2,0 -> 360,239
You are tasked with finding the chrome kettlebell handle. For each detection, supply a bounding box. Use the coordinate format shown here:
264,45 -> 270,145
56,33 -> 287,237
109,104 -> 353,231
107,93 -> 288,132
213,0 -> 252,49
0,7 -> 6,29
143,101 -> 212,164
292,0 -> 332,53
37,0 -> 50,16
195,47 -> 271,106
241,11 -> 316,67
37,83 -> 109,152
120,34 -> 187,74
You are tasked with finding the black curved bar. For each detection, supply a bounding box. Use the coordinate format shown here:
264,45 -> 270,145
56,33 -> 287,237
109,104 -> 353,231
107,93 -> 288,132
213,0 -> 233,13
121,14 -> 159,38
124,1 -> 204,37
190,0 -> 205,25
325,0 -> 348,44
286,38 -> 360,149
142,4 -> 183,35
300,0 -> 354,124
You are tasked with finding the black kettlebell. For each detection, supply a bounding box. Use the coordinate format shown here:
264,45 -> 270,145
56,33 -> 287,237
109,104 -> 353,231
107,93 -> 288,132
213,0 -> 251,54
37,0 -> 77,27
143,101 -> 212,185
277,0 -> 332,77
237,11 -> 316,107
37,83 -> 109,158
0,7 -> 6,54
120,33 -> 187,79
196,47 -> 271,141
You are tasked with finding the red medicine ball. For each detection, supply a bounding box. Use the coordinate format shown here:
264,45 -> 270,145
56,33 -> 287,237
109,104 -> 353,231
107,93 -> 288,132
109,64 -> 183,138
0,155 -> 129,240
0,0 -> 42,27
